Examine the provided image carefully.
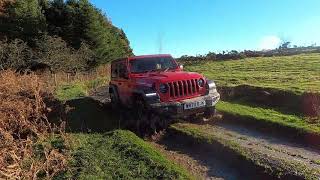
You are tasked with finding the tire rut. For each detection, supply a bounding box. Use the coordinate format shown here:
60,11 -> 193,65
90,86 -> 110,104
150,131 -> 270,180
210,119 -> 320,170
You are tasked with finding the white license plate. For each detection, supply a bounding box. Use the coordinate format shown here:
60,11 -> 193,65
184,100 -> 206,110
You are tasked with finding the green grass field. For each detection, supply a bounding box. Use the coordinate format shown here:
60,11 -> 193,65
186,53 -> 320,129
67,130 -> 192,180
55,77 -> 107,101
185,53 -> 320,94
217,101 -> 320,135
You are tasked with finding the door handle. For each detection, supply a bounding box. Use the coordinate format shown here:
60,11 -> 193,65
118,83 -> 122,85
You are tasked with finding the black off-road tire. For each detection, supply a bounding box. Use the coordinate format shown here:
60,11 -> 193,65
204,107 -> 216,119
133,96 -> 150,136
110,89 -> 125,128
110,89 -> 120,110
150,112 -> 169,134
133,97 -> 168,136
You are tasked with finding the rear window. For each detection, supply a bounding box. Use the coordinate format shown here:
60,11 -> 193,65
111,63 -> 118,78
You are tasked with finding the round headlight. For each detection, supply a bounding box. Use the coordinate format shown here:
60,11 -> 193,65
159,83 -> 168,93
198,79 -> 205,87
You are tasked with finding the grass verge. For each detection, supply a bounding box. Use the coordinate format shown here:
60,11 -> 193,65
66,130 -> 193,179
216,101 -> 320,136
170,123 -> 320,180
54,77 -> 107,101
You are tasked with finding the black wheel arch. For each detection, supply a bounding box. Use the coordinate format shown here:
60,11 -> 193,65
132,87 -> 160,106
109,84 -> 120,104
132,91 -> 146,102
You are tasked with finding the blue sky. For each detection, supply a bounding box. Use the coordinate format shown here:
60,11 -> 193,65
91,0 -> 320,57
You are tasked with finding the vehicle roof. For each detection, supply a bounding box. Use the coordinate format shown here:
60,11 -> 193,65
111,54 -> 173,64
128,54 -> 172,60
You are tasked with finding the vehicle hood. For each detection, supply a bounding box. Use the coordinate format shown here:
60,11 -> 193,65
131,71 -> 203,83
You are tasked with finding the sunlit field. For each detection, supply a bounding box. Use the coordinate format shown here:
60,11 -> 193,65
186,53 -> 320,94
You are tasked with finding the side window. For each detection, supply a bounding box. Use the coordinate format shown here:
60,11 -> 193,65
111,63 -> 118,78
118,60 -> 128,79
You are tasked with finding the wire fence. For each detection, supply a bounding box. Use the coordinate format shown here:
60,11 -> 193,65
40,64 -> 111,88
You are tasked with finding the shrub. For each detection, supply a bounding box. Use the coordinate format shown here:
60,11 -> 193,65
0,36 -> 96,72
0,70 -> 67,179
36,35 -> 94,73
0,39 -> 33,70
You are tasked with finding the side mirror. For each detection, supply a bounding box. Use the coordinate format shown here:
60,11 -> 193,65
179,64 -> 184,70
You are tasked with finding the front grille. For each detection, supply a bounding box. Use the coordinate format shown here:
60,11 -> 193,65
167,79 -> 200,98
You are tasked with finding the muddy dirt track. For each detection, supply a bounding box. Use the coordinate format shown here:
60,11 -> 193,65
213,120 -> 320,170
89,86 -> 320,179
90,86 -> 111,104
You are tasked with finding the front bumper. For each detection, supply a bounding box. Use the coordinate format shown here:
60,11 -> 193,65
149,92 -> 220,117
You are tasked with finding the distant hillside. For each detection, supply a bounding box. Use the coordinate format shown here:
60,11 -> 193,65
0,0 -> 133,72
262,46 -> 320,56
177,46 -> 320,63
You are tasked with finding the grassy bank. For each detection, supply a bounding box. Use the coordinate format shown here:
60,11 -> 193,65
185,53 -> 320,94
216,101 -> 320,136
170,123 -> 320,180
55,77 -> 108,101
67,130 -> 193,179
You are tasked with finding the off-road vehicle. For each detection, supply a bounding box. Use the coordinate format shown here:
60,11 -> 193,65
109,54 -> 220,132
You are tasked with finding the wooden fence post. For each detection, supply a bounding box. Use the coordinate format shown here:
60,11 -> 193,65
67,73 -> 70,83
54,73 -> 57,86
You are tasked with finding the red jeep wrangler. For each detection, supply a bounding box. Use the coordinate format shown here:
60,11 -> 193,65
109,54 -> 220,129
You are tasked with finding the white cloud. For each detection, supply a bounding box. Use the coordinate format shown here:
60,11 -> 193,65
259,35 -> 281,50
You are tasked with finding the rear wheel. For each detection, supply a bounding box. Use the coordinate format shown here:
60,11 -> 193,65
110,89 -> 124,128
110,89 -> 120,110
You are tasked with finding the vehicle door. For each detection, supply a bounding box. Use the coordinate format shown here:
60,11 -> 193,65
117,59 -> 131,104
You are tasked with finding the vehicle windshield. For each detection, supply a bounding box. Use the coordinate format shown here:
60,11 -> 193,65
130,57 -> 178,73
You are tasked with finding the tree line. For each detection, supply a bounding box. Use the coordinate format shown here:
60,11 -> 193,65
0,0 -> 133,73
177,44 -> 320,64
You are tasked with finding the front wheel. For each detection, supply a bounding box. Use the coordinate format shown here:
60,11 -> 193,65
204,107 -> 216,119
133,97 -> 149,135
133,98 -> 164,136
